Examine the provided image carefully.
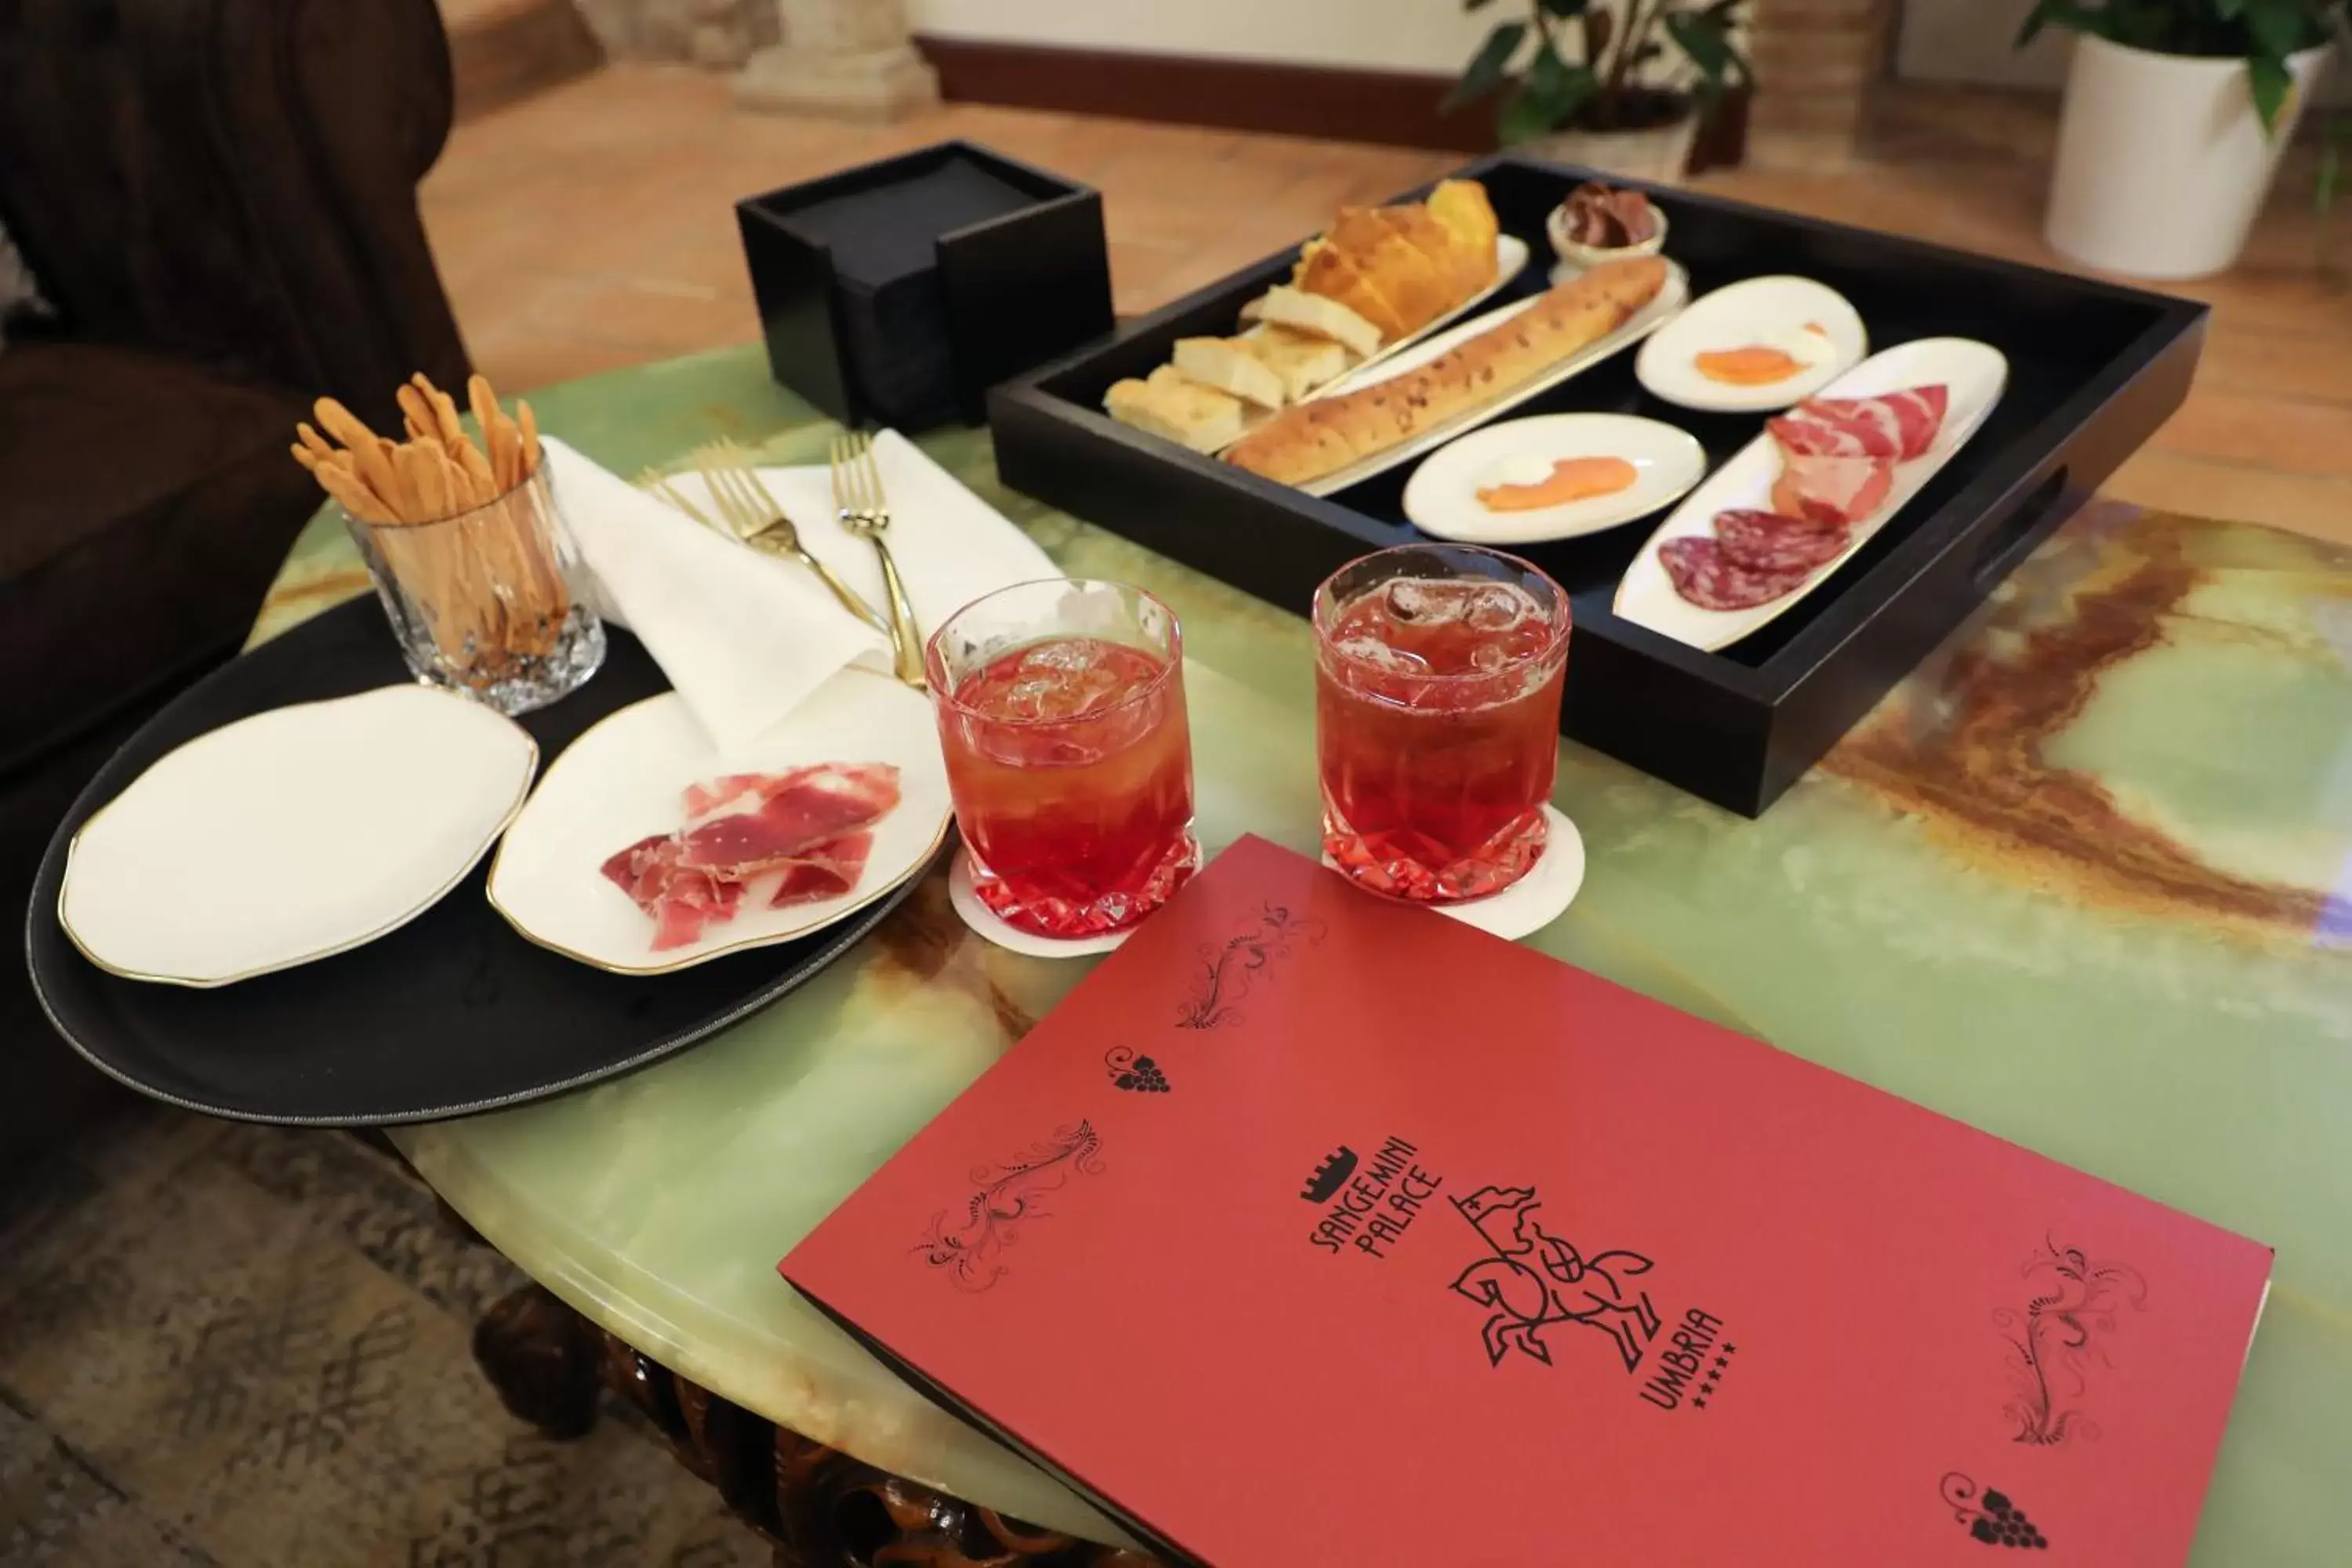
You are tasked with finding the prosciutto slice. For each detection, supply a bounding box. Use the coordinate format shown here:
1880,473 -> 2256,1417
1770,453 -> 1893,528
602,762 -> 902,949
1769,385 -> 1947,460
767,831 -> 875,907
676,764 -> 900,874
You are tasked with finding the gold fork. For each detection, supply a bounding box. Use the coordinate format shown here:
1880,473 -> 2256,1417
829,430 -> 926,688
685,444 -> 893,641
637,468 -> 714,528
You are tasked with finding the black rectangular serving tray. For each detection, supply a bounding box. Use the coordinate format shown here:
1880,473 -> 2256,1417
988,154 -> 2207,815
739,139 -> 1114,431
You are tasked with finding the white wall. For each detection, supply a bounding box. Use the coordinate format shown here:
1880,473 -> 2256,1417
907,0 -> 1499,74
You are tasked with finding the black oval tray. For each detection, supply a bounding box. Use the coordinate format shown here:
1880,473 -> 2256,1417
25,598 -> 930,1126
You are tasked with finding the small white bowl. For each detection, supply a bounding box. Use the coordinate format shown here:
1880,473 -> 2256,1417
1546,205 -> 1670,274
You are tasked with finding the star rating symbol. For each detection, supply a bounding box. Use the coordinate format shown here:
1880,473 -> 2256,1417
1690,1339 -> 1737,1411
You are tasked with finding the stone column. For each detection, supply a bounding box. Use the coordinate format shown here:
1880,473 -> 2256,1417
734,0 -> 940,122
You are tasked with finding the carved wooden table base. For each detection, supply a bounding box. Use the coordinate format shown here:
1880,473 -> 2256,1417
473,1283 -> 1159,1568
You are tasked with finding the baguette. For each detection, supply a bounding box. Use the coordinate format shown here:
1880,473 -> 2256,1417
1225,256 -> 1668,488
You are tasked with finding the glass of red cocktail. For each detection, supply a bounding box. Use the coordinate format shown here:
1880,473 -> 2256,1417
927,579 -> 1199,938
1313,545 -> 1570,904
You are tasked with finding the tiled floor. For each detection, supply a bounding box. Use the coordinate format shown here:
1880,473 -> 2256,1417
0,1106 -> 760,1566
420,65 -> 2352,546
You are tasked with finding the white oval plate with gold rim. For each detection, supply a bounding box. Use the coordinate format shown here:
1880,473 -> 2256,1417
1614,336 -> 2009,652
58,684 -> 539,988
1291,260 -> 1691,499
488,670 -> 950,975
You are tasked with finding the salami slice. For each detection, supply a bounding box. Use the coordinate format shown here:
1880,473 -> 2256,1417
1714,509 -> 1850,574
1659,536 -> 1813,611
1769,385 -> 1948,460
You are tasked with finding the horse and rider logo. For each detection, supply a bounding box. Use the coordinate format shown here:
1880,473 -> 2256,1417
1449,1183 -> 1662,1372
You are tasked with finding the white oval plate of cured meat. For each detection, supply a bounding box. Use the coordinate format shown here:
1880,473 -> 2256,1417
1634,274 -> 1867,413
1613,336 -> 2008,653
488,670 -> 951,975
58,685 -> 539,988
1403,412 -> 1707,544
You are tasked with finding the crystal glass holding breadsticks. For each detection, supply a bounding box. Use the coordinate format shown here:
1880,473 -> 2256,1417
295,375 -> 604,716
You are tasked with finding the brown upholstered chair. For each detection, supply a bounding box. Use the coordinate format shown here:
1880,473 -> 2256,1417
0,0 -> 473,1178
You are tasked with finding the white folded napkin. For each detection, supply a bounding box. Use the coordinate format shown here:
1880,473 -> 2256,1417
540,432 -> 1058,757
542,437 -> 885,755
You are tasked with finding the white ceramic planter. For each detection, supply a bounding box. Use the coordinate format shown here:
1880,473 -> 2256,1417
2045,34 -> 2332,280
1520,113 -> 1698,183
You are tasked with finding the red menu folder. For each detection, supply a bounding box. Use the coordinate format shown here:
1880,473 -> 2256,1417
783,837 -> 2271,1566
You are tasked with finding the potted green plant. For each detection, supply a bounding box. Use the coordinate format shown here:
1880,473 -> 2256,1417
1446,0 -> 1751,182
2024,0 -> 2346,278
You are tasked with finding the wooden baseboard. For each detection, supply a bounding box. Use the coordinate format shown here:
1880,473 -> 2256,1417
914,36 -> 1751,171
913,36 -> 1498,153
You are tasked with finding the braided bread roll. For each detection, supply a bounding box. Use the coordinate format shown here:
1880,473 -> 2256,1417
1292,180 -> 1500,344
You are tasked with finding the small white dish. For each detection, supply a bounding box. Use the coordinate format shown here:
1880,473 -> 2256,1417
1403,413 -> 1706,545
1634,274 -> 1866,412
1614,336 -> 2010,653
1294,260 -> 1690,499
1320,806 -> 1584,942
488,671 -> 950,975
59,685 -> 538,988
947,853 -> 1134,958
1546,208 -> 1669,278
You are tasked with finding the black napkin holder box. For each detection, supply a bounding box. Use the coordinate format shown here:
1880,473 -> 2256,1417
737,140 -> 1113,431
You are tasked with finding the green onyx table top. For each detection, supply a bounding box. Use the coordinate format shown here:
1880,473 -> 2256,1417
253,346 -> 2352,1559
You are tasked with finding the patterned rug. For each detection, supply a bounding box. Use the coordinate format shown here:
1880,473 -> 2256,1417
0,1105 -> 768,1567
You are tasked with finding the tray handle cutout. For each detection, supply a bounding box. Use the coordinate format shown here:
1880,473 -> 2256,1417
1970,466 -> 2072,590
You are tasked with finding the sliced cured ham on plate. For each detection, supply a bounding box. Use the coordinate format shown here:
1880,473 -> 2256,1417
490,670 -> 951,974
1769,386 -> 1947,460
1614,337 -> 2008,652
1771,452 -> 1893,528
601,762 -> 903,950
